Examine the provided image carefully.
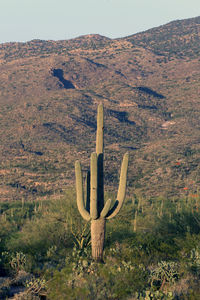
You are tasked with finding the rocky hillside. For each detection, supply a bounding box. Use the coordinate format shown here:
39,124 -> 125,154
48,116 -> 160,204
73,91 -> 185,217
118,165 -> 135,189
0,16 -> 200,202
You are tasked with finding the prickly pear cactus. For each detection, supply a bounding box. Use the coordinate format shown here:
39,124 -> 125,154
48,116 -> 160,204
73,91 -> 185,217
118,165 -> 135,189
75,103 -> 129,261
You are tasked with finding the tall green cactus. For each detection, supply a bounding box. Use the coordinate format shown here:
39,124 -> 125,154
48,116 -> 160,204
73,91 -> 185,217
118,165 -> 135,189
75,103 -> 129,261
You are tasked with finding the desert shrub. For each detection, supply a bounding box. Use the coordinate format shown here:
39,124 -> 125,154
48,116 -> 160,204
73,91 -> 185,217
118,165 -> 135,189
0,201 -> 36,227
149,261 -> 179,289
24,275 -> 47,297
135,289 -> 174,300
6,215 -> 71,256
1,251 -> 27,275
189,247 -> 200,275
0,216 -> 14,252
47,246 -> 148,300
156,211 -> 200,237
2,199 -> 75,274
124,232 -> 179,265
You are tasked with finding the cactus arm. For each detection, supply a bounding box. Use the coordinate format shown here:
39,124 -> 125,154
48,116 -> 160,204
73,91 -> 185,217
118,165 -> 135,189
100,199 -> 112,218
90,153 -> 98,220
75,161 -> 90,221
116,152 -> 129,203
106,152 -> 129,219
96,103 -> 104,155
85,170 -> 90,213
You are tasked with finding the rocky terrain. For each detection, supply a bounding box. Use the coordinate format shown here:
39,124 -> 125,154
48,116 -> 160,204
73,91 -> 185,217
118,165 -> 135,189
0,16 -> 200,202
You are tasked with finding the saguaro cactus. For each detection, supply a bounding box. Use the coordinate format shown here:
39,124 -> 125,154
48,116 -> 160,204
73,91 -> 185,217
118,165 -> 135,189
75,103 -> 129,261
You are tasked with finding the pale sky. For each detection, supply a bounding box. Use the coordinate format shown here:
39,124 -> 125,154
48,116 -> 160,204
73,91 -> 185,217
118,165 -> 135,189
0,0 -> 199,43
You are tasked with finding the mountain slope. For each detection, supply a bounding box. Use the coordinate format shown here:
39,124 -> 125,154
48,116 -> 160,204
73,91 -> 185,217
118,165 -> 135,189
125,16 -> 200,59
0,16 -> 200,202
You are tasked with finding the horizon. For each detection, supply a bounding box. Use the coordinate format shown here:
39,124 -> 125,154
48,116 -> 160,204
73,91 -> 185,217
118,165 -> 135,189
0,0 -> 199,44
0,14 -> 199,45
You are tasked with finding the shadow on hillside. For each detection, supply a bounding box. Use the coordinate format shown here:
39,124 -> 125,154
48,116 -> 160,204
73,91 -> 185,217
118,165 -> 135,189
108,109 -> 135,125
70,114 -> 96,129
138,104 -> 157,110
52,68 -> 75,89
42,122 -> 76,143
136,86 -> 165,99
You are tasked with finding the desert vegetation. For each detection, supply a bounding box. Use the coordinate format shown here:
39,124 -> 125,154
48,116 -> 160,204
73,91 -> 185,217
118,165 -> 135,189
0,190 -> 200,299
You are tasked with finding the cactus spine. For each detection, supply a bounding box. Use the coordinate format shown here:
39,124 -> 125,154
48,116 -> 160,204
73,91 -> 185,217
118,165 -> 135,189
75,103 -> 129,261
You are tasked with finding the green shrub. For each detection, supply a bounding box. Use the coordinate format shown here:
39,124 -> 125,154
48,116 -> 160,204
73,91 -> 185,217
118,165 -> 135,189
135,289 -> 174,300
149,261 -> 179,289
47,246 -> 148,300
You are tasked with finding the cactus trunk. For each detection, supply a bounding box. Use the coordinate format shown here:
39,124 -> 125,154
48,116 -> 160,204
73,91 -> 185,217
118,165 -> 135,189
91,218 -> 106,261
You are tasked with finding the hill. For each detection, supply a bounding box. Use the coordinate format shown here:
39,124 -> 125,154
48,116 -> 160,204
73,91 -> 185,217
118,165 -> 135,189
0,16 -> 200,202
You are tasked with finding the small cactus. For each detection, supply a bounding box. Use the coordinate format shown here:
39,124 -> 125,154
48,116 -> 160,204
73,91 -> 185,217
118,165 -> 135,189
75,104 -> 129,261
